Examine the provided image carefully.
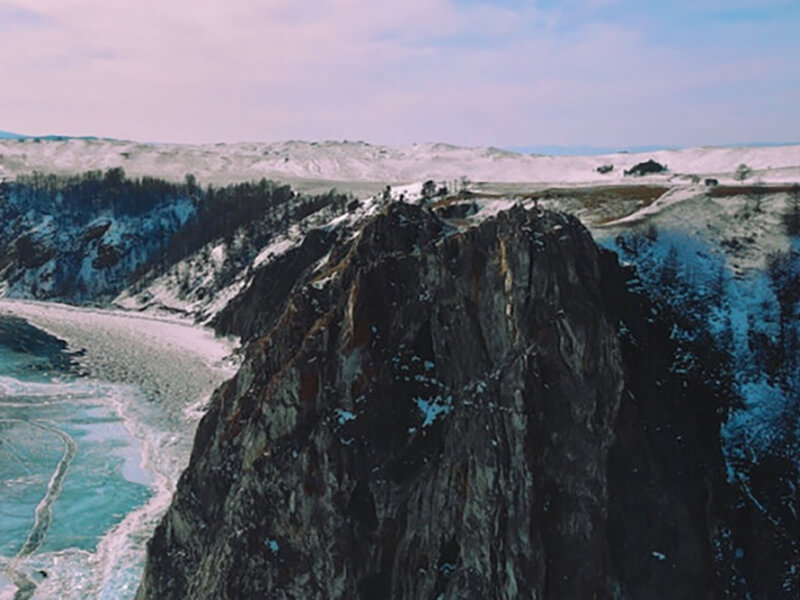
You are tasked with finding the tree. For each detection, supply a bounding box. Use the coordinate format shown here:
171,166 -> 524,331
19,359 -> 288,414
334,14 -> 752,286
658,244 -> 681,290
734,163 -> 752,182
709,261 -> 728,308
185,173 -> 197,193
783,184 -> 800,237
104,166 -> 125,188
746,182 -> 764,213
421,180 -> 436,201
767,250 -> 800,382
624,159 -> 666,177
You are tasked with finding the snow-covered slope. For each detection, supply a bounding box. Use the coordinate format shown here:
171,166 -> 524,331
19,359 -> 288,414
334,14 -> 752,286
2,138 -> 799,190
0,178 -> 196,302
2,138 -> 800,595
115,194 -> 374,327
597,186 -> 795,274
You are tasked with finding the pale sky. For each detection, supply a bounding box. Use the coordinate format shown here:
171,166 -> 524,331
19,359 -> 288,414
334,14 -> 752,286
1,0 -> 798,147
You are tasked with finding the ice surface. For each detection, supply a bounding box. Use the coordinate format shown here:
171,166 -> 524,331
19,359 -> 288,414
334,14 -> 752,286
0,301 -> 238,600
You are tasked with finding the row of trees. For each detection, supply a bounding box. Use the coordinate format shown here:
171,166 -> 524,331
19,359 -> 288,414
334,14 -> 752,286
3,168 -> 353,301
7,168 -> 196,217
131,178 -> 350,292
763,184 -> 800,385
782,184 -> 800,236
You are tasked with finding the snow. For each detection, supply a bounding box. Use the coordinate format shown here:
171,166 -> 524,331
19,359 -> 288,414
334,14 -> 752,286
414,395 -> 454,427
0,299 -> 238,397
335,409 -> 356,425
598,189 -> 796,275
3,135 -> 799,597
113,186 -> 367,325
2,138 -> 799,192
210,243 -> 226,268
114,236 -> 246,324
0,297 -> 238,489
602,186 -> 698,227
253,238 -> 298,269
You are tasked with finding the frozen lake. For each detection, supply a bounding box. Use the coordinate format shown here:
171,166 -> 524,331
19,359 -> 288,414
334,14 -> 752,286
0,303 -> 237,599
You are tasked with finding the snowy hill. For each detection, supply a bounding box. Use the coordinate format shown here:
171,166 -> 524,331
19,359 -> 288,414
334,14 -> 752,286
2,137 -> 800,191
0,172 -> 360,328
2,139 -> 800,596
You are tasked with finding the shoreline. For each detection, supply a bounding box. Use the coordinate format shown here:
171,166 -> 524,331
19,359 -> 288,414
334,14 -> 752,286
0,299 -> 239,599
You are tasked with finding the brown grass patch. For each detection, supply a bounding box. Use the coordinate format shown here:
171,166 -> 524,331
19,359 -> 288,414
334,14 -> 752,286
519,185 -> 668,208
708,184 -> 798,198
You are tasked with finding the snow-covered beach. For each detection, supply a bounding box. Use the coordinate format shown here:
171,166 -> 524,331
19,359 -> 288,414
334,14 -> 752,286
0,300 -> 237,599
0,300 -> 238,413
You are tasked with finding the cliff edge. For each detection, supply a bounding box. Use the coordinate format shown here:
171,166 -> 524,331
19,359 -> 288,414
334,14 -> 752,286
137,203 -> 733,599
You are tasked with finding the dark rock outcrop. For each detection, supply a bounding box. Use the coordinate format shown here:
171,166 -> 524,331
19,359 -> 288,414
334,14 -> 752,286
137,203 -> 734,599
15,234 -> 56,269
211,228 -> 338,341
92,242 -> 122,269
82,220 -> 112,242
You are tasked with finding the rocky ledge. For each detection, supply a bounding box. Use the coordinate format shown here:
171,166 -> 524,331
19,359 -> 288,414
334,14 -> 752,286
137,203 -> 737,599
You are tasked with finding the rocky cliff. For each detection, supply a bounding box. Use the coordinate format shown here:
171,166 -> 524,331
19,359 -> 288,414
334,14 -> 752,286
137,203 -> 736,599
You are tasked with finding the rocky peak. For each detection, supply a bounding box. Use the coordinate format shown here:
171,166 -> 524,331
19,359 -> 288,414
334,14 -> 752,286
137,202 -> 733,599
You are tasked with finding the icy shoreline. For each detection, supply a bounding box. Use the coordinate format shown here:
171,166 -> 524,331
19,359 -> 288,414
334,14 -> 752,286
0,299 -> 239,599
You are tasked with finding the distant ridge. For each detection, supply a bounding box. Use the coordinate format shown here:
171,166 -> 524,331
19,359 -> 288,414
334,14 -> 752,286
25,135 -> 102,142
507,144 -> 681,156
509,142 -> 800,157
0,130 -> 106,142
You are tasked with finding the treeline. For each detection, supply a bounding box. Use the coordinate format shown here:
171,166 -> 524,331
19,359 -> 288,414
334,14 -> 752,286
153,179 -> 349,273
2,168 -> 353,300
159,179 -> 292,267
8,168 -> 195,217
4,169 -> 351,267
763,187 -> 800,389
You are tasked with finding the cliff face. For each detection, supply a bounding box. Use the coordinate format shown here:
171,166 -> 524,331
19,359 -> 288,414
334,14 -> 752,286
210,227 -> 338,341
137,203 -> 732,599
